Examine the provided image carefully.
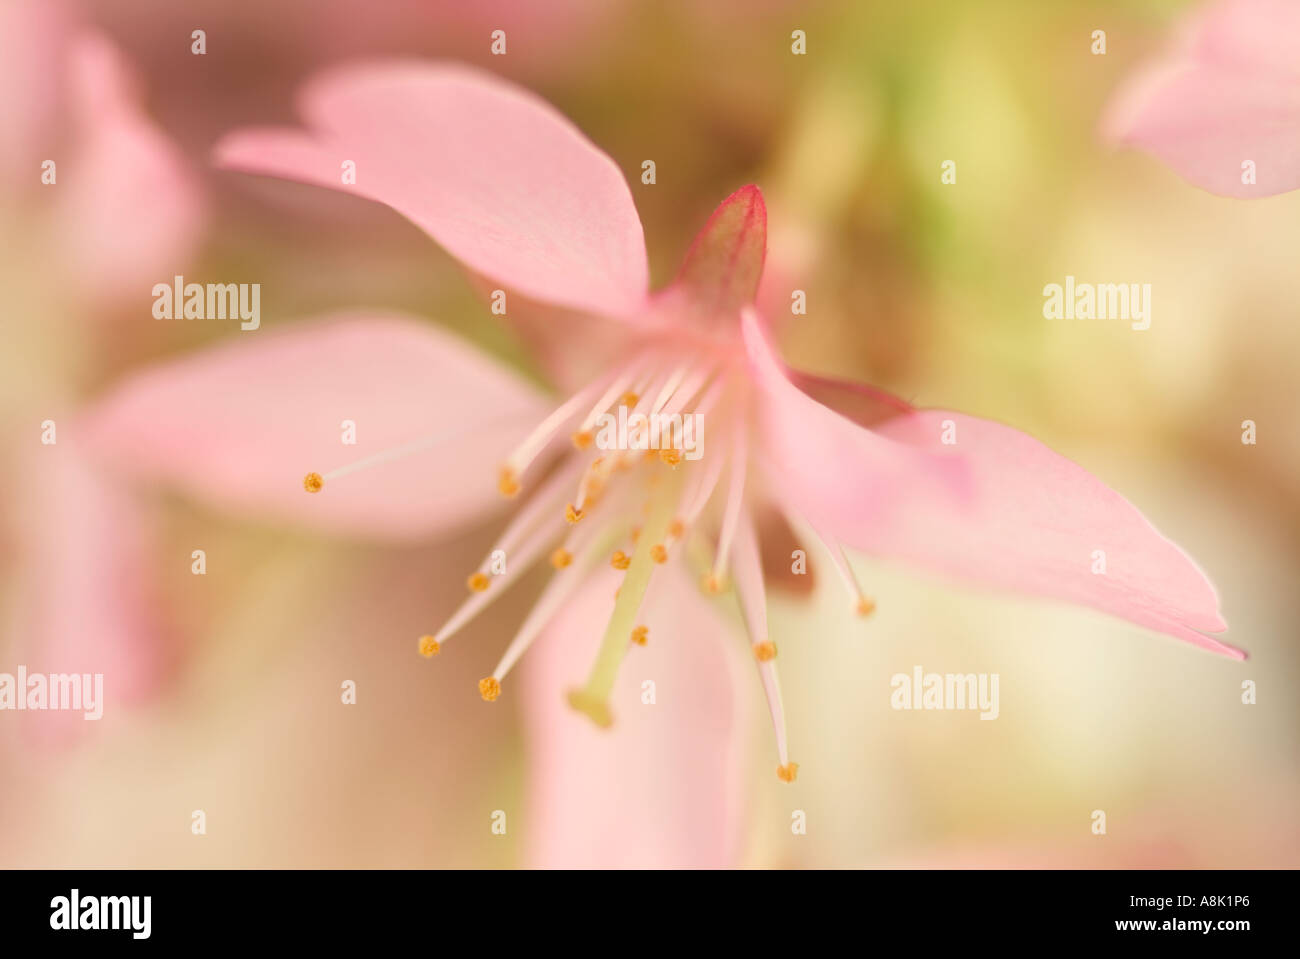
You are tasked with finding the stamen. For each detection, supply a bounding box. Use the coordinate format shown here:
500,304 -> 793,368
478,677 -> 501,701
550,548 -> 572,569
630,367 -> 674,427
658,449 -> 682,467
418,635 -> 440,658
502,369 -> 622,487
489,458 -> 584,551
807,522 -> 877,617
610,550 -> 631,570
649,544 -> 668,564
649,361 -> 693,414
654,360 -> 718,418
776,763 -> 799,783
710,426 -> 749,584
732,508 -> 794,773
571,452 -> 622,516
490,523 -> 609,682
620,391 -> 639,407
303,472 -> 323,493
680,435 -> 728,525
630,625 -> 649,646
498,466 -> 520,498
429,482 -> 605,648
321,416 -> 520,485
571,430 -> 594,450
565,504 -> 584,524
575,350 -> 657,434
689,375 -> 728,419
455,458 -> 586,594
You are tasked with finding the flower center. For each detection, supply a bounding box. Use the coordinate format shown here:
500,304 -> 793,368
298,336 -> 885,782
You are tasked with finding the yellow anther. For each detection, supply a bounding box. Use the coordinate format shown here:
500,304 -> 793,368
753,641 -> 777,662
658,449 -> 682,467
497,466 -> 520,498
776,762 -> 799,784
650,544 -> 668,564
620,391 -> 639,407
467,572 -> 491,592
478,677 -> 501,702
550,548 -> 573,569
857,597 -> 877,617
565,503 -> 584,524
701,572 -> 725,594
418,635 -> 441,658
643,450 -> 658,462
571,430 -> 594,450
303,472 -> 324,493
668,519 -> 685,539
610,550 -> 631,571
630,626 -> 648,646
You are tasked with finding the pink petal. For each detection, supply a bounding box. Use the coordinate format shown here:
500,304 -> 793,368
743,312 -> 1239,658
1103,0 -> 1300,197
79,313 -> 549,541
11,445 -> 169,739
672,184 -> 768,324
871,409 -> 1238,656
741,309 -> 972,545
520,563 -> 750,868
0,0 -> 71,180
1188,0 -> 1300,78
214,62 -> 648,317
50,33 -> 203,304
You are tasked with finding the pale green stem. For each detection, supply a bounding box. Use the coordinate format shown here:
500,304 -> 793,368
567,473 -> 682,727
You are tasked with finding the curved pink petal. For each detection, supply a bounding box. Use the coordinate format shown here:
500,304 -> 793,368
11,445 -> 169,740
79,313 -> 549,541
49,33 -> 203,304
743,311 -> 1237,657
214,62 -> 648,317
873,409 -> 1237,656
520,563 -> 750,868
741,309 -> 972,544
1103,0 -> 1300,197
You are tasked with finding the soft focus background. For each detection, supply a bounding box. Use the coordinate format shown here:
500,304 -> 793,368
1,0 -> 1296,867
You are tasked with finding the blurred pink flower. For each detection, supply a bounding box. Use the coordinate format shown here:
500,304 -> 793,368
1103,0 -> 1300,197
80,62 -> 1238,866
4,0 -> 203,730
0,0 -> 203,306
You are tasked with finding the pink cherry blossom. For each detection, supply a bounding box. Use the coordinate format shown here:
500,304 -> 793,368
82,61 -> 1239,865
1103,0 -> 1300,197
